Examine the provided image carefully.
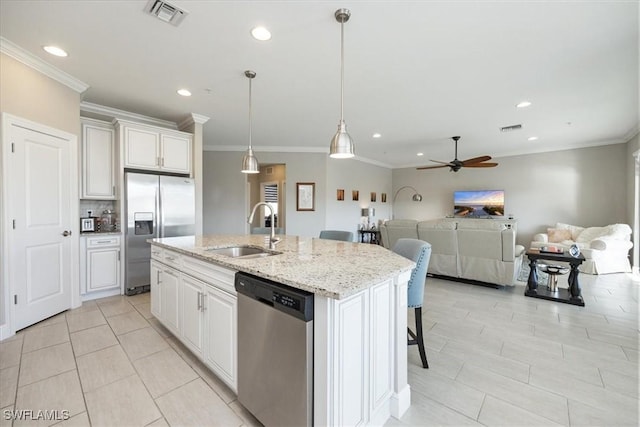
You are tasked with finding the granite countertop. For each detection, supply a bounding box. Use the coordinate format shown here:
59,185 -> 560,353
149,235 -> 415,299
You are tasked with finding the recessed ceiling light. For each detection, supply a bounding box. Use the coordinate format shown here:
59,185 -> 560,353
372,133 -> 381,138
516,101 -> 532,108
43,45 -> 68,57
527,136 -> 539,141
177,89 -> 192,97
417,152 -> 424,156
251,26 -> 272,41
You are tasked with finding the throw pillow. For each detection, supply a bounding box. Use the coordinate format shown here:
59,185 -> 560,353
547,228 -> 572,243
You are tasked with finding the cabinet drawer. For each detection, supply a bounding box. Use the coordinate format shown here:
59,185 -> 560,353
151,246 -> 163,261
87,235 -> 120,248
162,249 -> 182,269
182,255 -> 236,294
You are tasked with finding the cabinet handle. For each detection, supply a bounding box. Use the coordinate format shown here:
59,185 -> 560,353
197,291 -> 202,311
117,250 -> 120,261
95,240 -> 112,244
165,256 -> 175,261
201,293 -> 206,311
161,157 -> 165,166
157,156 -> 161,166
112,185 -> 116,196
157,270 -> 162,283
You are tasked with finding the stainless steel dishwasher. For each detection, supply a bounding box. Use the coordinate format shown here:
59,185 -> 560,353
235,272 -> 314,427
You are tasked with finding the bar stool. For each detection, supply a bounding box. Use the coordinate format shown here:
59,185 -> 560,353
391,238 -> 432,369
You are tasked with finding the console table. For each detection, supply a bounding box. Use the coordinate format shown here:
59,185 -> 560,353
524,249 -> 585,306
358,229 -> 380,245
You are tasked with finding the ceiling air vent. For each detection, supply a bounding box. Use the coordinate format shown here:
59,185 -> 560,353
145,0 -> 188,26
500,124 -> 522,132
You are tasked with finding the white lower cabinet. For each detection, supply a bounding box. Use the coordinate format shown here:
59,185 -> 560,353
150,260 -> 162,318
80,235 -> 121,300
160,266 -> 180,337
203,285 -> 237,388
180,275 -> 205,357
150,248 -> 238,391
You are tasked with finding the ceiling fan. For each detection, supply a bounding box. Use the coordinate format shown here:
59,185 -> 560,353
416,136 -> 498,172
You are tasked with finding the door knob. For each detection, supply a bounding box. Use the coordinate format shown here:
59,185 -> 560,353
62,230 -> 72,237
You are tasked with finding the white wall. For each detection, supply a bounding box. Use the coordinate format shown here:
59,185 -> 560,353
393,143 -> 629,248
203,151 -> 328,237
0,53 -> 81,332
325,159 -> 392,238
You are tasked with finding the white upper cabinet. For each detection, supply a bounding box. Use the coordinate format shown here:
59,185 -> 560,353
160,133 -> 191,173
124,126 -> 160,170
120,121 -> 192,175
82,119 -> 115,199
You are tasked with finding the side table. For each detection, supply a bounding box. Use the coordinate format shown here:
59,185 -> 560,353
524,249 -> 585,306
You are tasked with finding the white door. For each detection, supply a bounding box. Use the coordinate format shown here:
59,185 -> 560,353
6,118 -> 76,331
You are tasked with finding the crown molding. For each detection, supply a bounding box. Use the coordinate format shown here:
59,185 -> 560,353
0,37 -> 89,94
178,113 -> 210,129
80,101 -> 178,129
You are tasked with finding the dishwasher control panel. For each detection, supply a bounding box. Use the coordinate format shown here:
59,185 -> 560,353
235,272 -> 313,322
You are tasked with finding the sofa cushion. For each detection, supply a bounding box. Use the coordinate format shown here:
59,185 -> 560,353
547,228 -> 572,243
556,223 -> 585,240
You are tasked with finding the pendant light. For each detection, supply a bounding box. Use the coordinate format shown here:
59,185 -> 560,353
241,70 -> 260,174
329,8 -> 355,159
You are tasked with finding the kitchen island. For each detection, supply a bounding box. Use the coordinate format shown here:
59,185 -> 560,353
149,234 -> 415,426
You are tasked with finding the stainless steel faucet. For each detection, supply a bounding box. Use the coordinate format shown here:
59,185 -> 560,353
248,202 -> 281,249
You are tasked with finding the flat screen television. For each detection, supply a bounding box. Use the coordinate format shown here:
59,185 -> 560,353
454,190 -> 504,218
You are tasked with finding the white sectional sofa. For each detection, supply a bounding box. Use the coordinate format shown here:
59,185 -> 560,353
531,223 -> 633,274
380,218 -> 524,286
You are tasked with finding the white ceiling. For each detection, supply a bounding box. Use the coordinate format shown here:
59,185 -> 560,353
1,0 -> 638,168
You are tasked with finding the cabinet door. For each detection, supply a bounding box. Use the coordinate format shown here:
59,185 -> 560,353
180,275 -> 204,356
124,127 -> 160,170
87,248 -> 120,292
150,260 -> 162,319
82,123 -> 115,199
161,267 -> 180,335
204,286 -> 237,390
161,134 -> 191,174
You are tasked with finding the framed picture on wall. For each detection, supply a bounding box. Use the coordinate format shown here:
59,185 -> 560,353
352,190 -> 359,201
297,182 -> 315,211
381,193 -> 387,203
337,189 -> 345,201
371,192 -> 376,202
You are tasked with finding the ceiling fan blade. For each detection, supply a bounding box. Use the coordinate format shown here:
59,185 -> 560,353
463,162 -> 498,168
428,159 -> 456,166
416,164 -> 449,170
460,155 -> 492,165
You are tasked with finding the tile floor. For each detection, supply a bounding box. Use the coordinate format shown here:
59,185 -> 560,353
0,272 -> 638,426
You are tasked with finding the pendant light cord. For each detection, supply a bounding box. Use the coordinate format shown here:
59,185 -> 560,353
340,20 -> 345,122
248,76 -> 253,150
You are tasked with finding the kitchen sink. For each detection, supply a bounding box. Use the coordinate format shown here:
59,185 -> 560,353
206,246 -> 280,259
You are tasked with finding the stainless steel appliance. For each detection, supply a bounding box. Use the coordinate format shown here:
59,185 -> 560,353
125,172 -> 195,295
235,272 -> 314,427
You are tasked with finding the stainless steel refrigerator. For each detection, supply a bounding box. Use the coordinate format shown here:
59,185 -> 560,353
125,172 -> 195,295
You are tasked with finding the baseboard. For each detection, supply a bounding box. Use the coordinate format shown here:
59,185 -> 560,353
390,385 -> 411,419
0,323 -> 13,341
428,273 -> 503,289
